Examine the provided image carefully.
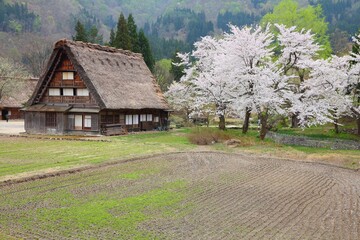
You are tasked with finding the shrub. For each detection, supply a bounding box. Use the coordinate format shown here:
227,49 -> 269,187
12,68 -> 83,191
188,127 -> 231,145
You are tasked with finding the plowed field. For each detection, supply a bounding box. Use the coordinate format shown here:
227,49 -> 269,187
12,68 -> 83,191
1,152 -> 360,239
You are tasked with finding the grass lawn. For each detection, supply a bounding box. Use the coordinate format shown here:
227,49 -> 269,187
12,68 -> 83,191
0,130 -> 194,180
0,127 -> 359,182
276,124 -> 360,142
0,156 -> 188,239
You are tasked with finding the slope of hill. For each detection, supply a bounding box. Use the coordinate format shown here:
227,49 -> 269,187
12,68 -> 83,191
20,0 -> 311,36
1,0 -> 359,67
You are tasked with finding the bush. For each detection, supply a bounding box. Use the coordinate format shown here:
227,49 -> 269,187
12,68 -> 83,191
188,127 -> 231,145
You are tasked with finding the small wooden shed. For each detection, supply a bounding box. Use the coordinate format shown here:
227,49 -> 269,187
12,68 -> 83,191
23,39 -> 170,135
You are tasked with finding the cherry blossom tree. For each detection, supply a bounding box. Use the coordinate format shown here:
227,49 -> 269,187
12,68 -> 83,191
176,36 -> 234,130
296,55 -> 351,128
221,24 -> 275,134
348,34 -> 360,135
166,23 -> 357,140
275,24 -> 321,128
165,81 -> 195,122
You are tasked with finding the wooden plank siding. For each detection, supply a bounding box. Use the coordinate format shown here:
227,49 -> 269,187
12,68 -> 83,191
39,55 -> 96,106
99,109 -> 168,133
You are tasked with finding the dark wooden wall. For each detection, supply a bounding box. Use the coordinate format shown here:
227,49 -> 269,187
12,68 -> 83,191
40,55 -> 97,106
25,112 -> 101,135
100,109 -> 169,132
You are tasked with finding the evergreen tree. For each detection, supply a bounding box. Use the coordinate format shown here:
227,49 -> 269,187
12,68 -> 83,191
127,14 -> 140,52
114,13 -> 131,50
170,50 -> 184,82
73,20 -> 102,44
138,29 -> 155,72
88,25 -> 103,44
109,28 -> 115,47
73,20 -> 88,42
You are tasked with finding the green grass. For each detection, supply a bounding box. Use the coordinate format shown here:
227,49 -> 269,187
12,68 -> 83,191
0,131 -> 194,179
32,181 -> 186,239
276,125 -> 360,142
0,157 -> 188,239
0,126 -> 359,180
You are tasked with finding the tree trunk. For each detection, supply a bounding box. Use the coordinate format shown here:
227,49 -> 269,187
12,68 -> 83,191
242,107 -> 251,134
291,114 -> 299,128
259,112 -> 268,140
219,115 -> 226,130
334,118 -> 339,134
357,117 -> 360,136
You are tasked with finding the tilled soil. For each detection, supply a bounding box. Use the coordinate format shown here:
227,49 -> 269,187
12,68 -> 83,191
1,152 -> 360,239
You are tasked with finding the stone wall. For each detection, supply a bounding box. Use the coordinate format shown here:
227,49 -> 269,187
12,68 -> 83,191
266,132 -> 360,150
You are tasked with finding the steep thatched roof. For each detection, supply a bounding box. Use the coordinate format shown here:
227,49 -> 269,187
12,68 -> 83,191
31,39 -> 169,110
0,78 -> 38,108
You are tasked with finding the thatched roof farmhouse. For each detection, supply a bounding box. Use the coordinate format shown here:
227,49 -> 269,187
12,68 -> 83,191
0,78 -> 38,120
24,39 -> 170,135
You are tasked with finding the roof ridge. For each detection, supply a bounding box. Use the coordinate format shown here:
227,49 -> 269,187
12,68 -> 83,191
54,39 -> 142,58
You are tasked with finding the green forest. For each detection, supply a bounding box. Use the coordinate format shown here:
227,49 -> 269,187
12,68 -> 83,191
0,0 -> 360,78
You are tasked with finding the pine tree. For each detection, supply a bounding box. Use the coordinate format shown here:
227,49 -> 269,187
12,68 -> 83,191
138,29 -> 155,72
88,25 -> 103,44
109,28 -> 115,47
73,20 -> 88,42
114,13 -> 131,50
127,14 -> 140,52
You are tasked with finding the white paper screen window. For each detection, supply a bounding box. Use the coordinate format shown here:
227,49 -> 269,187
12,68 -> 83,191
133,115 -> 139,124
63,88 -> 74,96
84,115 -> 91,128
126,115 -> 133,125
140,114 -> 147,122
77,89 -> 89,96
62,72 -> 74,80
49,88 -> 60,96
147,114 -> 152,121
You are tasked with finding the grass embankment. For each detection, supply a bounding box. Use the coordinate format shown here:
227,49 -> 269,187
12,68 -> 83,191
187,127 -> 360,169
0,130 -> 193,180
276,124 -> 360,142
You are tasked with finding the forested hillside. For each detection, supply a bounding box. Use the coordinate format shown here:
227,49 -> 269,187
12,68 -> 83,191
1,0 -> 359,75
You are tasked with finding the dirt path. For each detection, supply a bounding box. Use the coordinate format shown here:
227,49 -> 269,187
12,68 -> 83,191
1,152 -> 360,239
0,120 -> 25,134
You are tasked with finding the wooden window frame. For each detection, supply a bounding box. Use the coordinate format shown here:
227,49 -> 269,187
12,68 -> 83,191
45,112 -> 57,128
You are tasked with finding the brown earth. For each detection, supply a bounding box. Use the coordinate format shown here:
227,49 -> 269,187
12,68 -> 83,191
1,152 -> 360,239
